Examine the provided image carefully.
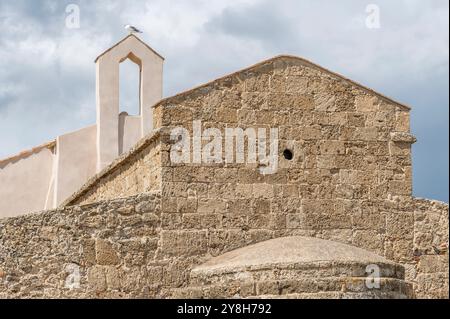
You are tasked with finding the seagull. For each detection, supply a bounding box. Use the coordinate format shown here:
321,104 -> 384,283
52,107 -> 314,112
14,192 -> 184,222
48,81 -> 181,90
125,25 -> 143,34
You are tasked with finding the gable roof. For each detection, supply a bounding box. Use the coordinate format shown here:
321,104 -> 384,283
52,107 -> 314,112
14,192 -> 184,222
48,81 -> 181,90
153,54 -> 410,111
94,34 -> 165,63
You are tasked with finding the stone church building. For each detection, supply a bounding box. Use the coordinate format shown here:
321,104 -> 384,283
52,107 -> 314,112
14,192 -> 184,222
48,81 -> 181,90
0,35 -> 448,299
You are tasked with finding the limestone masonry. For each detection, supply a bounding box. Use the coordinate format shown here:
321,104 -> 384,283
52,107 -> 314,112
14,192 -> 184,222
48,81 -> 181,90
0,35 -> 448,299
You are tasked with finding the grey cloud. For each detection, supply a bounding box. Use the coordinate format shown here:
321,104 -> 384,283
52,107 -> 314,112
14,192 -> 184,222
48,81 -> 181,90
204,4 -> 293,44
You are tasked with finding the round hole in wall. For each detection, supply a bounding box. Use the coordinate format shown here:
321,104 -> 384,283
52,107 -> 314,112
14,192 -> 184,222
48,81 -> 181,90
283,149 -> 293,161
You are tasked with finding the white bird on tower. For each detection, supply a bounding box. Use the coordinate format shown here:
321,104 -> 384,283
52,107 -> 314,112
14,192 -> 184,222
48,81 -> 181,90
125,24 -> 143,34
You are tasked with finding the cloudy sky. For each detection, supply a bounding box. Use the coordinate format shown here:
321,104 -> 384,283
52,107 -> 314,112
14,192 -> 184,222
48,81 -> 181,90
0,0 -> 448,202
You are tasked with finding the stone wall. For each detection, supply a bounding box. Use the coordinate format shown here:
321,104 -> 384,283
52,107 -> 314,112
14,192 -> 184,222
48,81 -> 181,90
64,56 -> 422,263
153,55 -> 416,258
72,56 -> 415,209
0,192 -> 301,298
0,56 -> 446,299
412,199 -> 449,298
1,193 -> 164,298
0,192 -> 447,298
154,55 -> 415,203
64,131 -> 162,206
151,56 -> 435,288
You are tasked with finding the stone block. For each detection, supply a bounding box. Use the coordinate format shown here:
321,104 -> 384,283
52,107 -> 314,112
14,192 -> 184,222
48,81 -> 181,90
317,229 -> 353,244
295,126 -> 322,140
352,230 -> 384,254
386,212 -> 414,240
177,197 -> 197,214
347,113 -> 366,127
105,267 -> 121,290
237,109 -> 256,124
245,74 -> 270,92
270,75 -> 287,92
95,239 -> 120,266
81,239 -> 96,267
184,213 -> 222,229
314,93 -> 336,112
256,281 -> 280,295
161,213 -> 182,230
242,92 -> 268,110
216,108 -> 238,123
302,200 -> 352,230
286,213 -> 305,229
319,141 -> 345,155
239,282 -> 256,297
286,76 -> 308,93
354,127 -> 378,141
389,141 -> 411,156
417,255 -> 449,274
253,183 -> 274,199
235,184 -> 254,198
384,239 -> 414,263
88,266 -> 106,292
198,198 -> 227,214
395,111 -> 410,132
159,230 -> 208,257
355,95 -> 378,112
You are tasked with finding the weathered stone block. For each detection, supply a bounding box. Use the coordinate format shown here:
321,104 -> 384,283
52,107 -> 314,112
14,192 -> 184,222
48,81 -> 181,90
245,74 -> 270,92
315,93 -> 336,112
352,210 -> 385,231
88,266 -> 106,292
184,213 -> 222,229
395,111 -> 410,132
81,239 -> 96,267
317,229 -> 352,244
354,127 -> 378,141
253,183 -> 274,199
384,239 -> 414,263
386,212 -> 414,241
355,95 -> 378,112
177,198 -> 197,214
347,113 -> 366,127
295,126 -> 322,140
198,198 -> 226,214
270,75 -> 287,92
216,108 -> 238,123
417,255 -> 449,274
389,141 -> 411,156
256,281 -> 280,295
105,267 -> 121,290
319,141 -> 345,155
161,213 -> 182,230
352,230 -> 384,254
95,239 -> 120,266
286,76 -> 308,93
286,213 -> 305,229
159,230 -> 208,257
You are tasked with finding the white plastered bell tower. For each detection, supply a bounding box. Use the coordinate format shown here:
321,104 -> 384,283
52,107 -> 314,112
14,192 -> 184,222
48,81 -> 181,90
95,34 -> 164,171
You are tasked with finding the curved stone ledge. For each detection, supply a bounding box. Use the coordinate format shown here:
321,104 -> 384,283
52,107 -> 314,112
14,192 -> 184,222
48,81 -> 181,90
182,237 -> 412,299
192,236 -> 398,275
390,132 -> 417,144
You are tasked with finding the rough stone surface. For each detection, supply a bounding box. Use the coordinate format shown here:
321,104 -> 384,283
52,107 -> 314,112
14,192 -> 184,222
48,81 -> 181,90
180,237 -> 412,299
0,55 -> 447,299
193,236 -> 393,273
